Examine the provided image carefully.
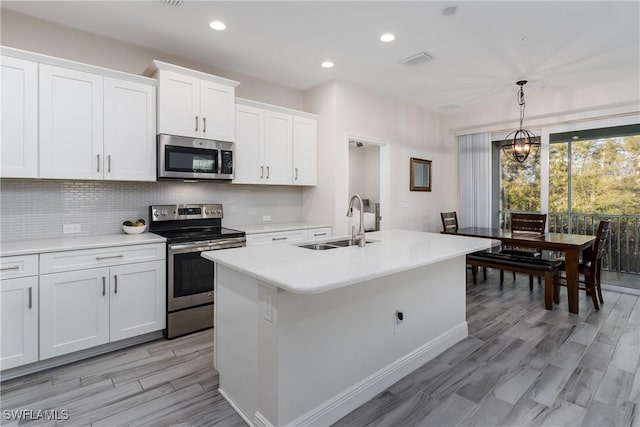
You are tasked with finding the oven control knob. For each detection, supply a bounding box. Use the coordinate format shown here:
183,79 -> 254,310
153,210 -> 159,218
205,209 -> 210,215
161,210 -> 167,216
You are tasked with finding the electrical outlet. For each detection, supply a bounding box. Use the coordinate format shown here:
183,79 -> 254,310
263,215 -> 272,222
263,295 -> 273,323
401,199 -> 409,208
394,310 -> 404,335
63,224 -> 81,234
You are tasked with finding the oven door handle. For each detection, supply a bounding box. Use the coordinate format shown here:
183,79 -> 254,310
168,238 -> 246,252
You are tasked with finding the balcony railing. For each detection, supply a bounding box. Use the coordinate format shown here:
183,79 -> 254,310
500,211 -> 640,275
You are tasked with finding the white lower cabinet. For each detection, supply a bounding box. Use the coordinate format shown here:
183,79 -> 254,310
40,267 -> 111,359
110,261 -> 165,342
1,276 -> 39,370
245,226 -> 333,247
39,260 -> 165,360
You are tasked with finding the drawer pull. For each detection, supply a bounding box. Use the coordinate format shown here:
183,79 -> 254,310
0,265 -> 20,271
114,275 -> 118,294
272,237 -> 288,241
102,277 -> 106,296
96,254 -> 124,260
28,287 -> 32,309
314,233 -> 327,237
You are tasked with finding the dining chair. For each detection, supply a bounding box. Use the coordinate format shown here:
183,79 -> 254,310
501,213 -> 547,290
440,211 -> 486,281
554,220 -> 611,310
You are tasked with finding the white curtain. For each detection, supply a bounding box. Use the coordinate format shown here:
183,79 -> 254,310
458,133 -> 492,228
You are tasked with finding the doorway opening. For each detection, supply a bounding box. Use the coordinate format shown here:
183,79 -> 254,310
346,135 -> 389,235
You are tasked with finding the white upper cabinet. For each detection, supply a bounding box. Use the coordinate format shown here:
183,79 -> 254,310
200,80 -> 235,142
154,61 -> 239,141
1,47 -> 157,182
157,70 -> 199,137
293,116 -> 318,185
39,64 -> 104,180
264,111 -> 293,185
0,56 -> 38,178
104,77 -> 156,181
234,104 -> 264,184
233,98 -> 317,186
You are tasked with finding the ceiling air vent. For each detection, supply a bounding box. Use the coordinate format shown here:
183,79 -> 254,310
160,0 -> 183,7
399,51 -> 434,67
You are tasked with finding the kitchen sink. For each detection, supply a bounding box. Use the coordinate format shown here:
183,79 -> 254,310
298,243 -> 340,250
298,238 -> 378,250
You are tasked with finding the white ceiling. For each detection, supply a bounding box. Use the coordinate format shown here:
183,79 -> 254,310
3,1 -> 639,113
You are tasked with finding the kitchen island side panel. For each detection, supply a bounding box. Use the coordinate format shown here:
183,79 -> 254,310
216,265 -> 259,422
275,255 -> 467,425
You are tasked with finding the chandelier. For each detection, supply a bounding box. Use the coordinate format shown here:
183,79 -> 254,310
502,80 -> 540,163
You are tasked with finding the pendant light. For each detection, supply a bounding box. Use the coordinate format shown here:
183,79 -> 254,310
502,80 -> 540,163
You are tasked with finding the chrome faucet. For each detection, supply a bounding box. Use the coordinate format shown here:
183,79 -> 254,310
346,194 -> 366,247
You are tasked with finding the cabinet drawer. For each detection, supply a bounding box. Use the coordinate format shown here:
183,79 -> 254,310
246,230 -> 308,247
306,227 -> 332,241
0,255 -> 38,280
40,243 -> 166,274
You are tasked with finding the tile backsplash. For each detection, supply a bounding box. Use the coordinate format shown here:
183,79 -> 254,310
0,179 -> 303,242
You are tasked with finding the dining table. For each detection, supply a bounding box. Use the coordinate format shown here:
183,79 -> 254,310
451,227 -> 596,314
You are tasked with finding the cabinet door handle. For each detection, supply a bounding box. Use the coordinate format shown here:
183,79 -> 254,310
203,117 -> 207,133
96,254 -> 124,260
28,287 -> 32,309
260,166 -> 264,179
272,237 -> 287,241
295,168 -> 298,180
0,265 -> 20,271
102,277 -> 106,296
108,155 -> 111,173
114,275 -> 118,294
266,166 -> 270,179
314,232 -> 327,237
195,116 -> 199,132
97,154 -> 100,172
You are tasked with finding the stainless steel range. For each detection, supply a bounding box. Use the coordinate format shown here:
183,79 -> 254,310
149,204 -> 245,339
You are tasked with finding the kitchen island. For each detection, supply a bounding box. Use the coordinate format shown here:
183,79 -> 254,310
202,229 -> 495,427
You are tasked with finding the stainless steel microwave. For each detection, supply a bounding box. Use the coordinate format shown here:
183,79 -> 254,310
157,134 -> 234,181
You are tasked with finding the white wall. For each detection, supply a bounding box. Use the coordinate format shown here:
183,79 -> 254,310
304,80 -> 451,235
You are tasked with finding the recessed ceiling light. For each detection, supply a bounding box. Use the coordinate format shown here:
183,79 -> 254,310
380,33 -> 396,43
321,61 -> 334,69
209,21 -> 226,31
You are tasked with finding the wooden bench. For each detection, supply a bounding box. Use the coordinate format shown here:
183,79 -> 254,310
466,250 -> 563,310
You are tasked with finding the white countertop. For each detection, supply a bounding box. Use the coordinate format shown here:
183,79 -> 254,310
0,233 -> 166,257
233,222 -> 331,234
202,229 -> 497,294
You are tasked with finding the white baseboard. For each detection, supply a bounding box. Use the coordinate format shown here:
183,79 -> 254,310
219,387 -> 255,427
602,283 -> 640,296
286,321 -> 468,427
254,411 -> 274,427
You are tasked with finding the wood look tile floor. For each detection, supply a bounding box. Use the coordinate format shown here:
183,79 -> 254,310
1,271 -> 638,426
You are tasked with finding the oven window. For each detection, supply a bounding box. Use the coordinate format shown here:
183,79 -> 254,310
166,146 -> 218,173
173,252 -> 214,297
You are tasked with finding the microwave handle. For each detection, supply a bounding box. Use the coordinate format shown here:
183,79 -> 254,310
218,149 -> 222,174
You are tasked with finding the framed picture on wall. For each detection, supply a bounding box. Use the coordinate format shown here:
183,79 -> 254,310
410,157 -> 432,191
